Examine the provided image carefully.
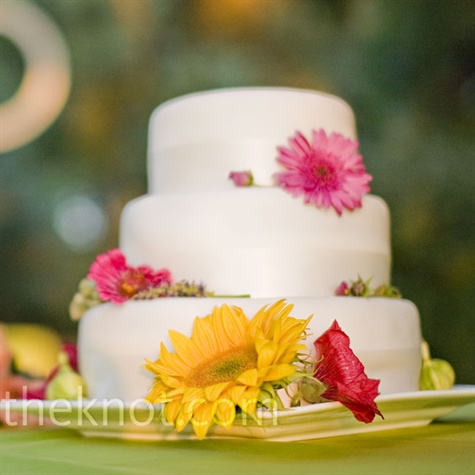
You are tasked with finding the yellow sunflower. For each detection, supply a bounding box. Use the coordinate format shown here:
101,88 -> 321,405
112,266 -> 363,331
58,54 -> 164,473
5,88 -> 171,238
144,299 -> 312,439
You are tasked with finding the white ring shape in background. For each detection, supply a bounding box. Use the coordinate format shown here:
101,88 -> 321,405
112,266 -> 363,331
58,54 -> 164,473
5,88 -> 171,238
0,0 -> 71,153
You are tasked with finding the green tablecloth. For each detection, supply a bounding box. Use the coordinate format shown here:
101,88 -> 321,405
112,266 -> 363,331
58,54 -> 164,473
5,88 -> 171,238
1,403 -> 474,475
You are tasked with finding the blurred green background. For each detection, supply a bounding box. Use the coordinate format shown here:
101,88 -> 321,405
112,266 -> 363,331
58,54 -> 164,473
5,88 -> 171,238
1,0 -> 474,383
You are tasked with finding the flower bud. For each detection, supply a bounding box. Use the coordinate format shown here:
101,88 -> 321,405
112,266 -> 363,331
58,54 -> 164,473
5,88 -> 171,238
78,278 -> 97,298
349,277 -> 370,297
335,281 -> 349,296
419,341 -> 455,390
300,377 -> 328,404
45,352 -> 87,400
373,284 -> 402,298
69,279 -> 103,320
420,358 -> 455,390
229,171 -> 254,187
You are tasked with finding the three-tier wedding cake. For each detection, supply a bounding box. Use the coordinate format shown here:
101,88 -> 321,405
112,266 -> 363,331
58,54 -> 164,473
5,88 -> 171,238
77,88 -> 422,403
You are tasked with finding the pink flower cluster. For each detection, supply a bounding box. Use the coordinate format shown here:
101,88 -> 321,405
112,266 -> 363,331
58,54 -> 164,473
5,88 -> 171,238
87,249 -> 172,304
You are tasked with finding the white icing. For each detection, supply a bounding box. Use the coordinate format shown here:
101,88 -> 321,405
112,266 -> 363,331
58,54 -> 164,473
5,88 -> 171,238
78,297 -> 422,402
120,193 -> 390,297
148,88 -> 356,192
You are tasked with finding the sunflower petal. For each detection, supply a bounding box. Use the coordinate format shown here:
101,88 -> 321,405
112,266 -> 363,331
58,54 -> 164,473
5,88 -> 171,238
204,381 -> 231,402
238,387 -> 261,415
226,384 -> 247,405
191,316 -> 216,355
175,404 -> 193,432
257,341 -> 278,368
164,398 -> 182,425
191,402 -> 215,439
221,305 -> 248,346
263,363 -> 296,382
181,387 -> 205,403
160,374 -> 183,388
214,397 -> 236,429
236,368 -> 258,386
169,330 -> 204,365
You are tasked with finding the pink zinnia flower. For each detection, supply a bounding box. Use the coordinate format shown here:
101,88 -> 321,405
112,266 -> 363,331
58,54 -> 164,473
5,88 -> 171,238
87,249 -> 172,303
229,170 -> 254,187
274,129 -> 372,215
313,320 -> 383,423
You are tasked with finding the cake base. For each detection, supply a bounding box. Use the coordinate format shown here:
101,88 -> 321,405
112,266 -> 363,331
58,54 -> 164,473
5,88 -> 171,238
78,297 -> 422,402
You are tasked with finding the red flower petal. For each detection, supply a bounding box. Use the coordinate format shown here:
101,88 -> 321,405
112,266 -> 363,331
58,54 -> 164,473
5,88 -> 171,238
62,343 -> 79,373
314,320 -> 383,423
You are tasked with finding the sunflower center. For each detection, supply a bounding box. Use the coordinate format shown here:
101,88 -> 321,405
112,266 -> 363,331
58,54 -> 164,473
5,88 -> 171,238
186,345 -> 257,387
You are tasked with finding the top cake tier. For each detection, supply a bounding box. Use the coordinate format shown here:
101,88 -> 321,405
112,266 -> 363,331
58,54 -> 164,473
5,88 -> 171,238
147,88 -> 356,192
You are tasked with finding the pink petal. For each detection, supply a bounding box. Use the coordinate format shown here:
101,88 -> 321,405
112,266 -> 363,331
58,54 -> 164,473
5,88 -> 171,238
87,249 -> 172,303
290,131 -> 311,157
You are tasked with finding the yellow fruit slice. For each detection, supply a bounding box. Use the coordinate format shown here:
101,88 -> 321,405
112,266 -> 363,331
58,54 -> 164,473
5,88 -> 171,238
3,324 -> 63,378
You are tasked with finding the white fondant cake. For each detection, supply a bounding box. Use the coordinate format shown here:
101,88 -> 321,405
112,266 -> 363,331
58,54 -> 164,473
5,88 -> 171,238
148,88 -> 356,191
120,193 -> 390,297
78,88 -> 422,403
80,297 -> 420,402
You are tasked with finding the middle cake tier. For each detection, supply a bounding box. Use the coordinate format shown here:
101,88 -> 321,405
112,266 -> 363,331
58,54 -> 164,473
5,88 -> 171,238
120,190 -> 391,298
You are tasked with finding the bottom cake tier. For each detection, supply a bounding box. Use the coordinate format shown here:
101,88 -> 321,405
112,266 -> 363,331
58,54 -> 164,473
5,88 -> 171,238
78,297 -> 422,402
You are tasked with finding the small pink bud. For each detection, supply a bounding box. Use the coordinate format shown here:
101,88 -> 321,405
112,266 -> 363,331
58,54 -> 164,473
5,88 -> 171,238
229,171 -> 254,187
335,281 -> 349,296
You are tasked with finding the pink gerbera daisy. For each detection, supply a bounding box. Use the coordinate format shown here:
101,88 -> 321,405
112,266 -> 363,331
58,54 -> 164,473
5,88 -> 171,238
274,129 -> 372,215
87,249 -> 172,303
312,320 -> 383,423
